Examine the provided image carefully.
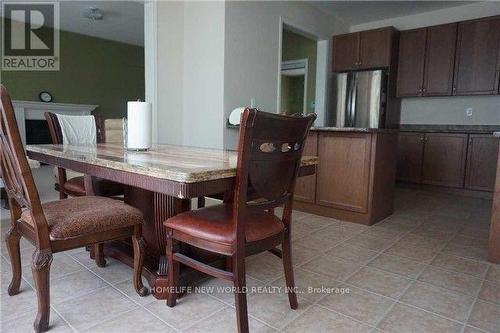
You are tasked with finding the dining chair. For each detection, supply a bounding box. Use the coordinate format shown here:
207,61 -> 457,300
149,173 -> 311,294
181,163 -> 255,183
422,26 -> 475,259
44,112 -> 125,199
1,85 -> 148,332
164,108 -> 316,333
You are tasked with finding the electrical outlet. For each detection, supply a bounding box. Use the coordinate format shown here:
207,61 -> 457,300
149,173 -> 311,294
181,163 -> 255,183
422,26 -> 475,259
466,108 -> 473,117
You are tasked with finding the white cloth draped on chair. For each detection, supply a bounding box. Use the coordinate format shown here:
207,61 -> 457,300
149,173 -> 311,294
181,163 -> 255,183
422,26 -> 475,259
56,114 -> 96,145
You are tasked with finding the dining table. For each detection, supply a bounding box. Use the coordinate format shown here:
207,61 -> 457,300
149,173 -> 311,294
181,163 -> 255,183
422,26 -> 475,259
26,143 -> 318,299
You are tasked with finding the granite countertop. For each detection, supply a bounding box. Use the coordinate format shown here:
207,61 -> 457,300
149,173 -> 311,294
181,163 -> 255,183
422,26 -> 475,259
399,124 -> 500,134
310,127 -> 397,133
26,143 -> 318,183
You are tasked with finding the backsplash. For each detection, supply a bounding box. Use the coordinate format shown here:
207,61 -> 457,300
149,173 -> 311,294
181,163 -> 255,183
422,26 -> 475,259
400,95 -> 500,125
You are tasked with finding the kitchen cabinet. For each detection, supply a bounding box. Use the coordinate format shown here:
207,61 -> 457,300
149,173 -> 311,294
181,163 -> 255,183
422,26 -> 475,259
316,133 -> 372,213
397,23 -> 457,97
424,23 -> 457,96
422,133 -> 468,188
332,33 -> 359,71
294,132 -> 318,203
359,29 -> 394,69
397,29 -> 427,97
396,132 -> 424,183
397,131 -> 499,193
465,134 -> 499,191
453,16 -> 500,95
294,130 -> 397,225
332,27 -> 397,72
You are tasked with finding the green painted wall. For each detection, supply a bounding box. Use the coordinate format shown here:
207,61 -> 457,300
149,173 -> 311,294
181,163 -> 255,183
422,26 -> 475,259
280,75 -> 305,115
281,29 -> 317,115
1,23 -> 144,119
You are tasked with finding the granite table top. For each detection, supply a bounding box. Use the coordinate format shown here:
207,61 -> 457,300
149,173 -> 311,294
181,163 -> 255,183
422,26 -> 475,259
399,124 -> 500,134
310,127 -> 397,133
27,143 -> 318,184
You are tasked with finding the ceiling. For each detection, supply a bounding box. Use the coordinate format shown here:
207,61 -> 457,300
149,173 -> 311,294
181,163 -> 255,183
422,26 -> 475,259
1,0 -> 144,46
2,1 -> 478,46
311,1 -> 475,26
58,1 -> 144,46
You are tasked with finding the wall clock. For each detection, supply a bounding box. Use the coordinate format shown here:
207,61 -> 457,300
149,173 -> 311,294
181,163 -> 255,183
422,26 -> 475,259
39,91 -> 53,103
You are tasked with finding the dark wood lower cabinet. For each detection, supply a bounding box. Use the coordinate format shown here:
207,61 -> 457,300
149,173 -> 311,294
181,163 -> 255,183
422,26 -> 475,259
294,131 -> 397,225
396,131 -> 499,194
422,133 -> 468,188
316,133 -> 372,213
397,132 -> 424,183
294,133 -> 318,203
466,134 -> 500,191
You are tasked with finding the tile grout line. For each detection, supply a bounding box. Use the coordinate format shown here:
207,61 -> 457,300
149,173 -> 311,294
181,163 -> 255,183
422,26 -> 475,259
49,304 -> 80,333
203,293 -> 281,332
459,277 -> 487,333
368,227 -> 457,330
278,220 -> 421,332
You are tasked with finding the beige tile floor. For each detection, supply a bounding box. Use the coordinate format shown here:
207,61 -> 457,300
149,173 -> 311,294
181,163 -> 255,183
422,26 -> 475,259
0,166 -> 499,332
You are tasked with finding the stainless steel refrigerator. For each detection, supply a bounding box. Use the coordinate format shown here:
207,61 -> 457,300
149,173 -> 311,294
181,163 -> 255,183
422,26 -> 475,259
329,70 -> 388,128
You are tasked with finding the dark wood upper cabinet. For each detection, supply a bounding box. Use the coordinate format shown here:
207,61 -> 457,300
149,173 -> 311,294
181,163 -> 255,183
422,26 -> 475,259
397,24 -> 457,97
423,23 -> 457,96
465,135 -> 499,191
396,132 -> 425,183
454,16 -> 500,95
397,28 -> 427,97
332,33 -> 359,72
359,29 -> 393,69
422,133 -> 468,188
294,133 -> 318,203
332,27 -> 396,72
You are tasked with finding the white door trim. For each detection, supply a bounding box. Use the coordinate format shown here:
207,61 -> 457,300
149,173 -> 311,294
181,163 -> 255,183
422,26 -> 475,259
144,1 -> 158,143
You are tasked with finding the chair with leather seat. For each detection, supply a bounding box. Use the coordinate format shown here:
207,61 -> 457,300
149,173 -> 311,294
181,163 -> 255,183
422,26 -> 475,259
164,108 -> 316,333
44,111 -> 125,199
1,85 -> 148,332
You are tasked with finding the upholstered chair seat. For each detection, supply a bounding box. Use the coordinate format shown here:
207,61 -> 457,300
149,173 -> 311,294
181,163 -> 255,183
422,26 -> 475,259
60,176 -> 86,196
59,175 -> 124,198
19,196 -> 143,241
166,204 -> 284,246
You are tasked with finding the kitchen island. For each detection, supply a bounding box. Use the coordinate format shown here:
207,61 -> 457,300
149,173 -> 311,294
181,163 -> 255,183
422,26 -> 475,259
294,127 -> 398,225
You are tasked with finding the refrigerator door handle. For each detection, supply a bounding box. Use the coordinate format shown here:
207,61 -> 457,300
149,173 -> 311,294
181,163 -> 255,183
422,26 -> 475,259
349,74 -> 357,127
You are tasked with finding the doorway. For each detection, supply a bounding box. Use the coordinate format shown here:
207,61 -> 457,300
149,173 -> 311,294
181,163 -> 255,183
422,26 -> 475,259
281,59 -> 308,116
279,27 -> 318,116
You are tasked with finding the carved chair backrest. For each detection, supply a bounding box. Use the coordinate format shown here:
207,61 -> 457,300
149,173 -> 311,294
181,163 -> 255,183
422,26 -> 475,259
0,85 -> 49,247
233,108 -> 316,243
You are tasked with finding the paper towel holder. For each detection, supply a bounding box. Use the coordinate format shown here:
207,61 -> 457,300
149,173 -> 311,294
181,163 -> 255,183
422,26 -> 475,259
126,100 -> 152,151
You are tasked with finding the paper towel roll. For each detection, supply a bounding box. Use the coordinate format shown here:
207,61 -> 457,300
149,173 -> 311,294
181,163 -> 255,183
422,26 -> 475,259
127,101 -> 152,150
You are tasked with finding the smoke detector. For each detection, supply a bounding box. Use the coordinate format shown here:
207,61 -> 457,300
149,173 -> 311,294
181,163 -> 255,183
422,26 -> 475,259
84,7 -> 104,21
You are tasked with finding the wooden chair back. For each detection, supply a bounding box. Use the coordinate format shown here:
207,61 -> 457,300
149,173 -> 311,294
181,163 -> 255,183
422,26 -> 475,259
44,111 -> 101,191
44,112 -> 63,144
0,85 -> 50,247
233,109 -> 316,242
44,111 -> 102,144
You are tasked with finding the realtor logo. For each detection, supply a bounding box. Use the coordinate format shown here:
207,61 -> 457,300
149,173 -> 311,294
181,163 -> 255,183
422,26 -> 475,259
2,2 -> 60,71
